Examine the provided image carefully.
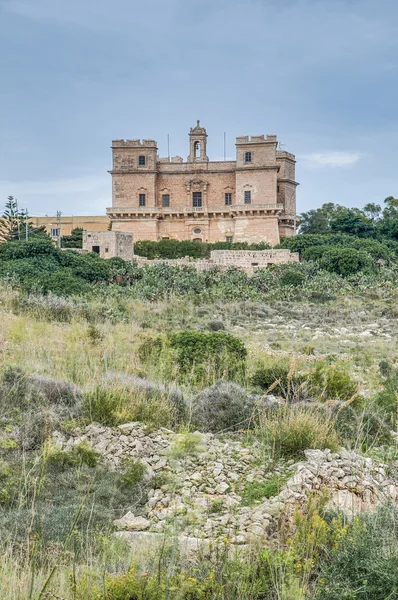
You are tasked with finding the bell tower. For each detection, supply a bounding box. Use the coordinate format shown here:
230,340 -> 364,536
188,120 -> 209,163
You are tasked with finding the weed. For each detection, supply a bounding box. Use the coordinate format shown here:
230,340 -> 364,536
241,474 -> 289,506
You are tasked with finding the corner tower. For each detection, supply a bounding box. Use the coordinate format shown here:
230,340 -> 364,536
187,120 -> 209,163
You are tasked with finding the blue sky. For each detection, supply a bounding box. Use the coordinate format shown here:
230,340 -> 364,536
0,0 -> 397,216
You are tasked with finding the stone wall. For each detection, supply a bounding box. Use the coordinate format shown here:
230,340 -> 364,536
54,423 -> 398,551
210,249 -> 299,267
134,249 -> 299,272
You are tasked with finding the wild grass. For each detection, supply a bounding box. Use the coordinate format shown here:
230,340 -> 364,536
0,280 -> 398,598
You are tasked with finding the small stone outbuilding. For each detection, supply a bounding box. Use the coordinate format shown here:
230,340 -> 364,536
83,230 -> 134,261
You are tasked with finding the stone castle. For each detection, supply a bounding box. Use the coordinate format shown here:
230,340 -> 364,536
107,122 -> 298,246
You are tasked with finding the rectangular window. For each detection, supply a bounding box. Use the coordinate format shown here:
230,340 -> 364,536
225,193 -> 232,206
192,192 -> 202,207
50,228 -> 60,237
245,151 -> 252,163
226,236 -> 233,243
162,194 -> 170,207
277,185 -> 280,193
139,193 -> 146,206
138,155 -> 146,166
244,190 -> 251,204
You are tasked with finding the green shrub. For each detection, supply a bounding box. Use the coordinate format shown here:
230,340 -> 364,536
169,432 -> 204,459
118,459 -> 146,490
279,270 -> 305,287
169,330 -> 247,385
83,384 -> 175,429
315,505 -> 398,600
308,363 -> 359,402
318,247 -> 372,276
46,443 -> 99,471
250,363 -> 307,400
83,386 -> 134,426
207,320 -> 225,331
241,474 -> 288,506
134,239 -> 271,260
373,360 -> 398,426
258,405 -> 340,459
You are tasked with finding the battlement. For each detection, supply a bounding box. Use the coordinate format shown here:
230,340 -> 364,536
236,134 -> 277,144
112,139 -> 158,148
276,150 -> 296,161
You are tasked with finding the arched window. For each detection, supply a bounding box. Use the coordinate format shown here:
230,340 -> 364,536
194,141 -> 201,158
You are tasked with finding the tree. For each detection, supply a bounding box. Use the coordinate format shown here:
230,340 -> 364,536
329,207 -> 374,237
0,196 -> 22,241
299,203 -> 342,234
61,228 -> 83,248
377,197 -> 398,239
0,196 -> 49,242
363,203 -> 382,220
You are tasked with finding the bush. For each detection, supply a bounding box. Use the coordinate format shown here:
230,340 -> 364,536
308,363 -> 359,402
258,405 -> 340,458
134,239 -> 271,260
102,373 -> 187,423
169,331 -> 247,385
83,384 -> 176,429
279,270 -> 305,287
118,459 -> 146,490
319,247 -> 372,276
315,505 -> 398,600
373,360 -> 398,426
241,474 -> 289,506
250,363 -> 307,400
192,381 -> 258,432
46,443 -> 99,471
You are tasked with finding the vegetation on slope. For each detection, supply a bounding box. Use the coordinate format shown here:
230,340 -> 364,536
0,195 -> 397,598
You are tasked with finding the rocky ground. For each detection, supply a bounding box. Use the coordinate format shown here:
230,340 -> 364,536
54,422 -> 398,549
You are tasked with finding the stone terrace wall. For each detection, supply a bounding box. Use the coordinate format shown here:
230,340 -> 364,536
134,249 -> 299,272
210,249 -> 299,267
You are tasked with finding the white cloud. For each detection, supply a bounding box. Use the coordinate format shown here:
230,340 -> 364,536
300,152 -> 362,168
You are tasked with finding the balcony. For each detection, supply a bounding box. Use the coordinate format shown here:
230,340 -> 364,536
107,203 -> 284,219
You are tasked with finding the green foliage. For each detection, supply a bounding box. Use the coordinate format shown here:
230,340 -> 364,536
118,459 -> 146,490
61,227 -> 83,248
241,474 -> 288,506
169,330 -> 247,385
373,360 -> 398,426
250,362 -> 307,400
134,239 -> 271,259
0,196 -> 49,242
308,363 -> 359,402
82,384 -> 175,429
299,203 -> 341,234
46,443 -> 99,471
169,432 -> 203,459
0,239 -> 114,295
279,269 -> 305,287
315,505 -> 398,600
318,247 -> 372,276
259,405 -> 340,459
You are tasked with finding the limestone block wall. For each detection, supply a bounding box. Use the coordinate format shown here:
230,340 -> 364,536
134,249 -> 299,272
210,249 -> 299,267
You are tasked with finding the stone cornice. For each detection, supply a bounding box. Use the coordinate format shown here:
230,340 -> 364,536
278,178 -> 300,186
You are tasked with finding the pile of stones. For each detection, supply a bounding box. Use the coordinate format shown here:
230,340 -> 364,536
53,422 -> 398,547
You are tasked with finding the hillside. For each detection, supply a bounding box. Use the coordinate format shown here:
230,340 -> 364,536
0,235 -> 398,599
0,215 -> 398,598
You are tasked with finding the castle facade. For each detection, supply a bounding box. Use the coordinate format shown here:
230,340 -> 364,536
107,122 -> 298,245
